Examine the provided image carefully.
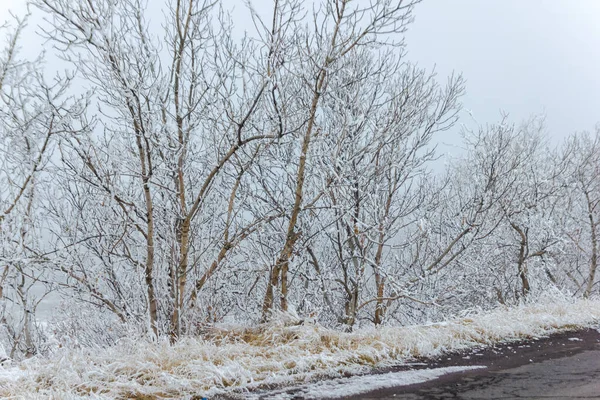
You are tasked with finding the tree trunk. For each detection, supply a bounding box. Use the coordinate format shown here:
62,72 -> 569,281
374,275 -> 385,325
170,218 -> 190,341
261,71 -> 326,320
584,192 -> 598,298
135,132 -> 158,339
511,222 -> 530,298
373,238 -> 386,325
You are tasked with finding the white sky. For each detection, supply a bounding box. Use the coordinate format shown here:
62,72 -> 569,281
405,0 -> 600,152
1,0 -> 599,152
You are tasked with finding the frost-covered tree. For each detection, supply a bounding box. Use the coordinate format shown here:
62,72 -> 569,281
311,61 -> 464,328
256,0 -> 426,320
465,117 -> 561,301
36,0 -> 303,339
422,116 -> 558,310
0,13 -> 84,358
560,129 -> 600,298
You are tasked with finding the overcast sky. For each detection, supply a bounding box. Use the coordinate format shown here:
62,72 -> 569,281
405,0 -> 600,152
2,0 -> 599,153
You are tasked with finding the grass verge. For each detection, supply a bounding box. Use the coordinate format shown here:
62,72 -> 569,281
1,297 -> 599,399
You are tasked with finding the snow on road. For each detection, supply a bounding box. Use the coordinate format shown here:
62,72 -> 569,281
251,366 -> 485,399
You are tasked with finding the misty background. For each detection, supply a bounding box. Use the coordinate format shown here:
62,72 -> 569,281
2,0 -> 599,152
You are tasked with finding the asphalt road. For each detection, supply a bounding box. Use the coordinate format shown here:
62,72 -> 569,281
352,328 -> 600,400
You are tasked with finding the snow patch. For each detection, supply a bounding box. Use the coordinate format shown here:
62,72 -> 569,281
0,365 -> 25,382
255,366 -> 485,399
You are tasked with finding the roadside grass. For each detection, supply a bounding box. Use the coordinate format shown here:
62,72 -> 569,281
0,296 -> 599,399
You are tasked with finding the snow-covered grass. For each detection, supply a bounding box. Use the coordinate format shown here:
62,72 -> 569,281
1,297 -> 599,399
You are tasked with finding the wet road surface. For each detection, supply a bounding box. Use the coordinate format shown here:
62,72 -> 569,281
352,328 -> 600,399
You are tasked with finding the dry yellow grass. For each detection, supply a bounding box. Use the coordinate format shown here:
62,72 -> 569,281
0,298 -> 598,399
